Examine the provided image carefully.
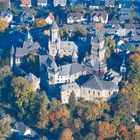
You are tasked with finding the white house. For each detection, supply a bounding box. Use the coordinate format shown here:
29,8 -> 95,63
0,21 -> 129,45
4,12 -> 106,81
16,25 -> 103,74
53,0 -> 67,7
91,11 -> 108,24
1,10 -> 13,23
67,13 -> 86,24
37,0 -> 47,7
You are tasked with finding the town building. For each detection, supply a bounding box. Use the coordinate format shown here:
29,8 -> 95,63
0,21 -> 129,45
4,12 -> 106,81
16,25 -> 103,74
91,11 -> 108,24
37,0 -> 47,7
67,13 -> 86,24
60,76 -> 119,104
20,0 -> 31,7
48,21 -> 78,58
53,0 -> 67,7
1,9 -> 13,23
105,0 -> 115,7
20,10 -> 34,23
10,31 -> 40,67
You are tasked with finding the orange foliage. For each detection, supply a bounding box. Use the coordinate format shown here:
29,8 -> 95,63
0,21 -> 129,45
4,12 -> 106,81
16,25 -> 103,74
35,18 -> 47,28
97,121 -> 117,140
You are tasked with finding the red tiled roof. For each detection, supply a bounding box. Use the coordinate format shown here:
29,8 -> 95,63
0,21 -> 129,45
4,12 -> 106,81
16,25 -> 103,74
21,0 -> 31,5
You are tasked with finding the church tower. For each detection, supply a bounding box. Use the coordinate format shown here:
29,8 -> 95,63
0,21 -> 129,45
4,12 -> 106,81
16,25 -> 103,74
48,21 -> 61,57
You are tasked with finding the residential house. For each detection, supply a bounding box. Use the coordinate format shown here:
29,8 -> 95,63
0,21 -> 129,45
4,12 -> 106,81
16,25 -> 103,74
37,0 -> 47,6
105,0 -> 115,7
45,13 -> 54,25
53,0 -> 67,7
25,73 -> 40,91
10,31 -> 41,67
11,122 -> 36,138
91,11 -> 108,24
91,0 -> 101,9
0,0 -> 11,9
1,9 -> 13,23
60,76 -> 119,104
116,28 -> 127,36
20,0 -> 31,7
67,13 -> 86,24
119,0 -> 131,9
124,24 -> 136,35
20,11 -> 34,23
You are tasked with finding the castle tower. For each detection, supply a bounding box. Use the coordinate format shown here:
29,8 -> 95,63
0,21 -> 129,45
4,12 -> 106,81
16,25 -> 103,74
48,59 -> 59,84
48,21 -> 61,57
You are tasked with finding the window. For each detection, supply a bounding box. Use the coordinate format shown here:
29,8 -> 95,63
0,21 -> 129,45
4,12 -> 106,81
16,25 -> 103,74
88,90 -> 90,93
98,92 -> 100,96
109,92 -> 111,95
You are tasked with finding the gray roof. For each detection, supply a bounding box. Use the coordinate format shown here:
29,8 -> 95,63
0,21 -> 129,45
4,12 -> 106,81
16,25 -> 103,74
81,76 -> 118,91
15,35 -> 40,59
85,57 -> 100,71
1,9 -> 12,18
51,21 -> 58,30
61,83 -> 80,91
15,122 -> 26,134
60,41 -> 78,51
105,0 -> 115,6
25,73 -> 40,84
21,11 -> 34,20
39,55 -> 58,71
38,0 -> 47,3
59,62 -> 84,76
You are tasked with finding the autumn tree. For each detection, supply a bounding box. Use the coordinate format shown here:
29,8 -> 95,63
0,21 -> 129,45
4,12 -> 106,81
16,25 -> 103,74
0,17 -> 9,32
60,128 -> 74,140
97,121 -> 117,140
35,18 -> 47,28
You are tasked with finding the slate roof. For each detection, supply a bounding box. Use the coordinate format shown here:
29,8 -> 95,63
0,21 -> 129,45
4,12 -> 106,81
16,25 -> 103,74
21,11 -> 34,21
61,82 -> 80,91
25,73 -> 40,84
60,41 -> 78,51
91,11 -> 108,21
59,62 -> 84,76
105,0 -> 115,6
1,10 -> 12,18
15,122 -> 26,134
67,13 -> 84,19
38,0 -> 47,4
15,33 -> 40,59
51,21 -> 58,30
81,76 -> 118,91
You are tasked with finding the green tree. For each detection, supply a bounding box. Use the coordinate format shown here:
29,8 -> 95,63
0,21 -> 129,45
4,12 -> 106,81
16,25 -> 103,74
37,91 -> 49,129
0,115 -> 12,139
